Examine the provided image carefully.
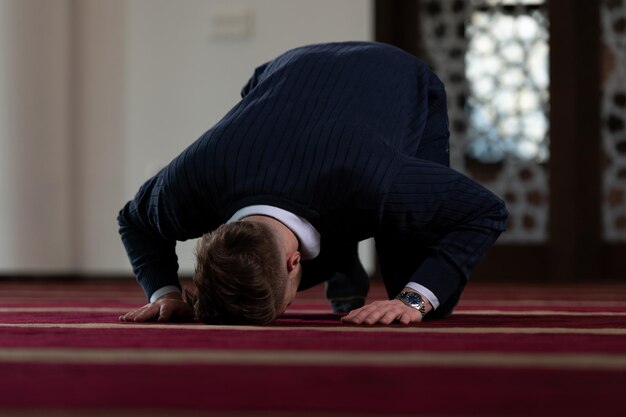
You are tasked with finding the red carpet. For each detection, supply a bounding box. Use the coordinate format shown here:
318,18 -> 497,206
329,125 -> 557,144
0,280 -> 625,417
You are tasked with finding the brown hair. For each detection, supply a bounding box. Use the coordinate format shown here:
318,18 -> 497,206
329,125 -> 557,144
185,221 -> 287,325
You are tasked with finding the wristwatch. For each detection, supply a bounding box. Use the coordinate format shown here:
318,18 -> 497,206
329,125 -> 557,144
395,291 -> 427,316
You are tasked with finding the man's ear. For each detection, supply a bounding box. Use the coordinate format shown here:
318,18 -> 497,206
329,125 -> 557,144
286,251 -> 301,273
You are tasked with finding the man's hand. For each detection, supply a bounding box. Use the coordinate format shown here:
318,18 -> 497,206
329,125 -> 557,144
340,299 -> 423,325
119,292 -> 195,323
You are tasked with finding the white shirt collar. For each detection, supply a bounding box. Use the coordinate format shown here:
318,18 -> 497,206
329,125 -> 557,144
227,205 -> 320,259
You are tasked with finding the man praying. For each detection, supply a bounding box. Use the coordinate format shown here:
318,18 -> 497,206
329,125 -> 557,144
118,42 -> 508,326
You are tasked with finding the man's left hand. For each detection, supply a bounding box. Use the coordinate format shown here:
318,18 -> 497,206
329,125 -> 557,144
340,300 -> 423,325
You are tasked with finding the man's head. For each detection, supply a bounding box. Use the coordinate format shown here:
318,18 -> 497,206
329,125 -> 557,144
186,219 -> 301,325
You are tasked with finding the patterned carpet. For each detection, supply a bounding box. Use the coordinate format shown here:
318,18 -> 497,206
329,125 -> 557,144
0,279 -> 625,417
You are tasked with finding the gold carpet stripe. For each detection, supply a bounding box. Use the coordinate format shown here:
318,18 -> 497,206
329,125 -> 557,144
0,307 -> 626,317
452,310 -> 626,316
460,300 -> 626,307
0,297 -> 144,303
0,307 -> 128,313
3,307 -> 626,317
289,309 -> 626,316
0,347 -> 625,371
0,322 -> 625,335
0,307 -> 141,313
0,410 -> 418,417
1,298 -> 624,308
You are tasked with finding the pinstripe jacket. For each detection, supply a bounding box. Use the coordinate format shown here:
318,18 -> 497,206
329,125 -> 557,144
118,42 -> 508,312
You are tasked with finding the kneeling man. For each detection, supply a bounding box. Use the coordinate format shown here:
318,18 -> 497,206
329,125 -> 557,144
118,42 -> 508,325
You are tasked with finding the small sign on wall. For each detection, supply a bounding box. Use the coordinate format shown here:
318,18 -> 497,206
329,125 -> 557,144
209,5 -> 254,40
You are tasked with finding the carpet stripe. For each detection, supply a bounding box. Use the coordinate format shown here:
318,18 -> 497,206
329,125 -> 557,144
0,307 -> 128,313
2,298 -> 624,307
1,347 -> 625,371
2,307 -> 626,316
459,300 -> 626,307
453,310 -> 626,316
0,296 -> 626,310
0,411 -> 398,417
1,322 -> 625,335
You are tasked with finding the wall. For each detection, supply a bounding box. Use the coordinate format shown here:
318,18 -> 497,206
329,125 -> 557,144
0,0 -> 373,275
0,0 -> 74,272
124,0 -> 373,274
73,0 -> 128,273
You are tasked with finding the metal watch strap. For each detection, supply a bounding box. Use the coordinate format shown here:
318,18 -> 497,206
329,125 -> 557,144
395,291 -> 427,316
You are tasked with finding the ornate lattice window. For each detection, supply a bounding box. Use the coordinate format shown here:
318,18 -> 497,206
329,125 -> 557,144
601,0 -> 626,241
465,0 -> 549,163
420,0 -> 550,243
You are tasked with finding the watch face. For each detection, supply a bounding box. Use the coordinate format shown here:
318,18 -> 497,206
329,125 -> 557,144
402,292 -> 423,305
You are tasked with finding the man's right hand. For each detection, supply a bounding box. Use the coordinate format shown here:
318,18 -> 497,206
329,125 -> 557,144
119,292 -> 195,323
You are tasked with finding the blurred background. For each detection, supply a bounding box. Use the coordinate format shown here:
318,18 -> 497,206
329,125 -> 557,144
0,0 -> 624,282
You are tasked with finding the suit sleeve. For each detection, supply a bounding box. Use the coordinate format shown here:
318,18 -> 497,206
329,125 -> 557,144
117,173 -> 181,301
379,158 -> 508,311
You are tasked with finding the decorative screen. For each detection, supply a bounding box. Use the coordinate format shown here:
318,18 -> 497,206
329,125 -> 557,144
465,2 -> 549,163
420,0 -> 550,243
601,0 -> 626,241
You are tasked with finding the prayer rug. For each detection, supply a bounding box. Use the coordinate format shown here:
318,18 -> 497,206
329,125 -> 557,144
0,279 -> 625,417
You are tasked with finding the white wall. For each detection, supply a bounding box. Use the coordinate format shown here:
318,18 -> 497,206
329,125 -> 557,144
73,0 -> 128,273
0,0 -> 74,272
124,0 -> 373,273
0,0 -> 373,275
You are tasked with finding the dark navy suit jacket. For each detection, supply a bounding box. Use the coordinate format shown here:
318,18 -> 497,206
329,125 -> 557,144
118,42 -> 508,313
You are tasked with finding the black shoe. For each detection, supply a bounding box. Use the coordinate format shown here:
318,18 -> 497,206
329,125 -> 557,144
330,296 -> 366,314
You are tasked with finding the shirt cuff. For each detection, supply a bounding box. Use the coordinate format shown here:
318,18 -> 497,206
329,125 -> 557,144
405,282 -> 440,310
150,285 -> 182,303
